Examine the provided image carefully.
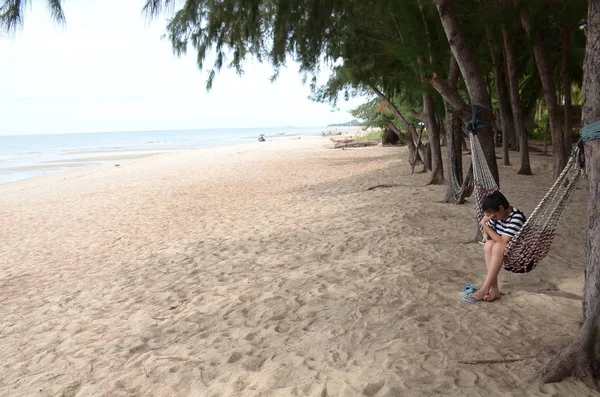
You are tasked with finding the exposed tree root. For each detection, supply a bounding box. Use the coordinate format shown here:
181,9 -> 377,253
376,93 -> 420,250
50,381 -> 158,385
537,322 -> 600,392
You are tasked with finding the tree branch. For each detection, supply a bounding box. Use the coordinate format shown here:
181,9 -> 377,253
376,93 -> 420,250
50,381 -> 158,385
430,75 -> 471,120
371,86 -> 411,127
410,110 -> 426,120
448,55 -> 460,89
387,122 -> 406,139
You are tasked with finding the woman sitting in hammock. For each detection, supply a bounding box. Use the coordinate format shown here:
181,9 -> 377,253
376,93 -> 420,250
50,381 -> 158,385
462,191 -> 526,303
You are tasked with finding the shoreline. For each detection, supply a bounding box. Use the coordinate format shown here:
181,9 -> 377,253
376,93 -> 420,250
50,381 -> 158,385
0,127 -> 366,185
0,136 -> 333,192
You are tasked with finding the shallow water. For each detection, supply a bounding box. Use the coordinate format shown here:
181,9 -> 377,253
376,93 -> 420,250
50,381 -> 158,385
0,126 -> 354,184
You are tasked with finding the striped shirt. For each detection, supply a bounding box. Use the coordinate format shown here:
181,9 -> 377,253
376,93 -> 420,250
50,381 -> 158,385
486,208 -> 526,238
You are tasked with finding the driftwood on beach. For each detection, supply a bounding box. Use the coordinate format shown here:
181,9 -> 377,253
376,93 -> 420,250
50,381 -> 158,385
330,138 -> 381,149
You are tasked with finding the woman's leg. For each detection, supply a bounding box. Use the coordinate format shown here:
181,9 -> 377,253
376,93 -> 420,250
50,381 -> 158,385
483,242 -> 506,301
483,240 -> 494,274
470,240 -> 506,301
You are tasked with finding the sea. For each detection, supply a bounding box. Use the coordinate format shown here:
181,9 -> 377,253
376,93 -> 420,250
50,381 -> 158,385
0,126 -> 356,184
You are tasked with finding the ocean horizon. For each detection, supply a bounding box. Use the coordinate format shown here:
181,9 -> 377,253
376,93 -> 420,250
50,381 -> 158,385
0,126 -> 359,184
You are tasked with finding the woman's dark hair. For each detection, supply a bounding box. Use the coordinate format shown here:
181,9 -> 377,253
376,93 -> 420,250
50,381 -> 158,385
482,191 -> 510,212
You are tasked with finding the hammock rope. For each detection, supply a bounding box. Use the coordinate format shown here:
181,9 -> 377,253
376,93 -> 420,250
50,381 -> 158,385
466,104 -> 499,223
465,105 -> 598,273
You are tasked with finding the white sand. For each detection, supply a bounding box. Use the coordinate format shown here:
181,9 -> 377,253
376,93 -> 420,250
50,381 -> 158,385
0,137 -> 592,396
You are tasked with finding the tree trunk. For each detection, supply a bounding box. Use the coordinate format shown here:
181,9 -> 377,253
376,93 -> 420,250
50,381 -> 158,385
502,43 -> 519,152
502,23 -> 532,175
415,15 -> 445,184
385,122 -> 403,145
443,109 -> 466,203
405,129 -> 418,166
387,122 -> 406,141
462,131 -> 469,152
444,56 -> 465,203
440,122 -> 447,147
411,126 -> 424,167
424,91 -> 445,184
506,106 -> 519,151
411,125 -> 427,173
537,0 -> 600,386
562,26 -> 573,158
485,24 -> 512,166
437,112 -> 446,147
455,118 -> 463,158
421,142 -> 432,172
520,4 -> 567,180
543,120 -> 550,156
430,76 -> 471,119
434,0 -> 499,186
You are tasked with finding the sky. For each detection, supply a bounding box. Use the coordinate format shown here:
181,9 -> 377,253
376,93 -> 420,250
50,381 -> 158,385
0,0 -> 365,136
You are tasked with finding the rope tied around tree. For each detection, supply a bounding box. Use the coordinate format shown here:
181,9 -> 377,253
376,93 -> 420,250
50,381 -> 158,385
466,103 -> 493,134
448,104 -> 492,204
466,104 -> 499,224
580,120 -> 600,142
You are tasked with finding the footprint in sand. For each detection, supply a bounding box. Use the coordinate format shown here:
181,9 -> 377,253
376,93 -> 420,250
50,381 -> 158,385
271,312 -> 287,321
538,383 -> 558,396
243,356 -> 266,372
60,382 -> 82,397
455,368 -> 478,387
363,380 -> 385,396
228,351 -> 243,363
274,322 -> 290,333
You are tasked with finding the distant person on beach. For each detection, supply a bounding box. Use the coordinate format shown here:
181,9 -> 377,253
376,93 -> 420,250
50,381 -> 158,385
461,191 -> 526,304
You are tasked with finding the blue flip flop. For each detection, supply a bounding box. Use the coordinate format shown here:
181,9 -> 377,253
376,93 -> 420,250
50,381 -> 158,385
462,294 -> 483,304
459,284 -> 478,296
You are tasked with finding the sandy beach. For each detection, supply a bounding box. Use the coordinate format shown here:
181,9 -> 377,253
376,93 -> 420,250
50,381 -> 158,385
0,137 -> 594,396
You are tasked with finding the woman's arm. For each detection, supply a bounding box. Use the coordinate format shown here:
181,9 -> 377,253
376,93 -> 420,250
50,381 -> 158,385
480,216 -> 503,243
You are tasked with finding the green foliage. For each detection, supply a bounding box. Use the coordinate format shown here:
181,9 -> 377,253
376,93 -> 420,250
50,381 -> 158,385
530,112 -> 548,140
2,0 -> 590,148
357,131 -> 383,141
350,98 -> 395,130
1,0 -> 65,34
519,68 -> 542,118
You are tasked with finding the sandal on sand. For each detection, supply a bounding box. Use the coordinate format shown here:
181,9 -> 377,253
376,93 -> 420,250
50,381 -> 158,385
459,284 -> 478,296
462,294 -> 482,304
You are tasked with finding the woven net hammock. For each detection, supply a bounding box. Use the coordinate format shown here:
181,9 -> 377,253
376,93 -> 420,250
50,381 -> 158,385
469,131 -> 584,273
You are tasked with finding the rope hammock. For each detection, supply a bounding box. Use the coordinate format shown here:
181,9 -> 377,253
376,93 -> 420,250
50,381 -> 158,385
447,115 -> 474,204
450,163 -> 474,204
449,140 -> 474,204
466,105 -> 597,274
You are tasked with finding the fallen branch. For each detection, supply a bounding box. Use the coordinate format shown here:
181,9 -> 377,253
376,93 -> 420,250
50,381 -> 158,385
367,184 -> 401,191
333,139 -> 380,149
330,137 -> 353,143
458,357 -> 530,365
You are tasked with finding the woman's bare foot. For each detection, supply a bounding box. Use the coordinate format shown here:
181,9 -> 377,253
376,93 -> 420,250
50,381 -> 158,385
470,289 -> 487,301
483,287 -> 501,302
